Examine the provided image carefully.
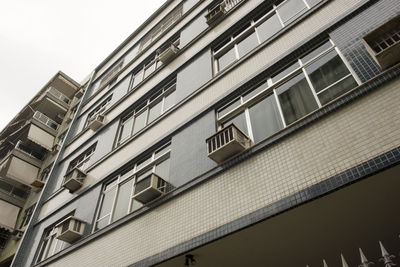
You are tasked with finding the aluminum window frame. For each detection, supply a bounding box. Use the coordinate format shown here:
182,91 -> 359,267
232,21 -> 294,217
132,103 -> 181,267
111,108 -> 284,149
213,0 -> 319,73
94,143 -> 171,232
217,40 -> 360,141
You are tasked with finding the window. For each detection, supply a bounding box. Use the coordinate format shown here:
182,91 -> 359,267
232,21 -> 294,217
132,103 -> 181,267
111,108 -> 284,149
213,0 -> 321,73
116,79 -> 177,146
98,60 -> 124,90
36,223 -> 70,263
130,55 -> 163,90
95,143 -> 171,230
66,144 -> 96,173
0,179 -> 29,200
85,96 -> 112,128
39,166 -> 51,183
217,40 -> 358,143
363,15 -> 400,69
20,205 -> 35,228
139,4 -> 183,52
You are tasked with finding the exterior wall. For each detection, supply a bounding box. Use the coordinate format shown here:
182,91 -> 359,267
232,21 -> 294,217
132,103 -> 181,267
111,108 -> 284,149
14,0 -> 400,266
169,110 -> 216,187
45,76 -> 400,266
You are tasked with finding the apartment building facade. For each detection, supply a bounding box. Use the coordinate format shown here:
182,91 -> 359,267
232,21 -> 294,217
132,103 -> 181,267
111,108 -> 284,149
11,0 -> 400,266
0,72 -> 81,266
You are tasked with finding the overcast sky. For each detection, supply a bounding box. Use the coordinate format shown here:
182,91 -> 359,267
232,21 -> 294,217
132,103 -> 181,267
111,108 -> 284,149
0,0 -> 166,131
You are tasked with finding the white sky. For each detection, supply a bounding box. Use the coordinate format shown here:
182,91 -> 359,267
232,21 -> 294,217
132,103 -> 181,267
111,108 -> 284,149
0,0 -> 166,131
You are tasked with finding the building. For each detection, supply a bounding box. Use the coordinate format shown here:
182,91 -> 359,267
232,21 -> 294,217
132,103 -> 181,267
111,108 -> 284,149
9,0 -> 400,266
0,72 -> 81,266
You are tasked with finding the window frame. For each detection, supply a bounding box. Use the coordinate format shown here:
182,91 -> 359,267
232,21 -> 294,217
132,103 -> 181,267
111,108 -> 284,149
66,144 -> 96,174
94,143 -> 171,231
213,0 -> 318,73
85,95 -> 112,128
116,79 -> 177,147
217,40 -> 360,142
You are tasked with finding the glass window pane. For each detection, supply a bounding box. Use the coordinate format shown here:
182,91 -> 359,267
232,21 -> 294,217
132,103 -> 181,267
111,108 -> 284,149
119,116 -> 134,143
243,80 -> 269,102
217,47 -> 236,71
132,110 -> 148,135
137,156 -> 152,170
155,144 -> 170,158
222,112 -> 249,136
112,179 -> 134,222
148,100 -> 162,123
130,199 -> 143,213
277,73 -> 318,125
237,31 -> 259,57
155,158 -> 170,181
144,61 -> 156,79
95,215 -> 110,231
306,50 -> 352,93
163,90 -> 176,111
271,61 -> 301,83
249,94 -> 284,143
132,69 -> 143,88
257,14 -> 282,43
98,187 -> 117,218
218,98 -> 241,118
136,168 -> 153,182
318,75 -> 358,105
300,41 -> 332,64
277,0 -> 307,24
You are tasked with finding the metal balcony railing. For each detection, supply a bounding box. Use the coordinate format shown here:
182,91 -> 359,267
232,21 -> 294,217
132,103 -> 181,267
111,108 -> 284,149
47,87 -> 71,105
33,111 -> 59,131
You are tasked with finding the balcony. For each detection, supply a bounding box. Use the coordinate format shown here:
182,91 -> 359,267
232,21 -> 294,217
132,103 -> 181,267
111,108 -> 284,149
33,87 -> 71,120
33,111 -> 59,133
0,141 -> 44,187
206,124 -> 251,163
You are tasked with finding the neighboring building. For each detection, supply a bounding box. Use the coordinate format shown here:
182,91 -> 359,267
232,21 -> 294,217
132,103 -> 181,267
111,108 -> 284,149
0,72 -> 81,266
10,0 -> 400,266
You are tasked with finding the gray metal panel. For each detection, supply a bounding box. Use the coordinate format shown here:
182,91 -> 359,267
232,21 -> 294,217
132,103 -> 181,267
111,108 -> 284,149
180,10 -> 208,47
176,49 -> 213,103
170,110 -> 217,187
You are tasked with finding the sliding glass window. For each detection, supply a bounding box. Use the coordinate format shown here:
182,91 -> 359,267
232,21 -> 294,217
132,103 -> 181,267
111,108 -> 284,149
213,0 -> 321,73
217,40 -> 359,143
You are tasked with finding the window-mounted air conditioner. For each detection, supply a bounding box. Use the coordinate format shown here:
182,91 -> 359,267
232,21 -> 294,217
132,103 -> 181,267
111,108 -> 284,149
205,1 -> 226,25
158,43 -> 179,63
206,123 -> 251,163
88,114 -> 106,131
63,168 -> 86,193
363,15 -> 400,69
55,216 -> 86,243
132,173 -> 168,204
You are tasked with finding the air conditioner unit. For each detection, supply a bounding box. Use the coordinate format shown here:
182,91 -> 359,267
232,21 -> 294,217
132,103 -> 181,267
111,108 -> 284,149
75,88 -> 84,98
158,44 -> 179,63
63,168 -> 86,193
133,173 -> 168,204
55,216 -> 86,243
205,1 -> 226,25
206,123 -> 251,163
88,114 -> 106,131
